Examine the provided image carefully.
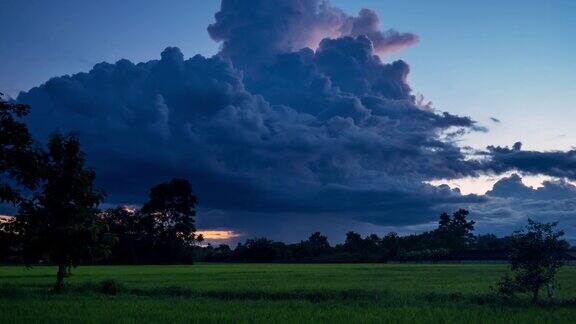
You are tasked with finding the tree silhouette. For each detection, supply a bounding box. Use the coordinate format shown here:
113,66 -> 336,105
293,232 -> 331,259
99,179 -> 199,264
9,133 -> 112,291
303,232 -> 331,256
436,209 -> 475,250
140,178 -> 199,263
380,232 -> 400,260
232,238 -> 288,262
100,207 -> 144,264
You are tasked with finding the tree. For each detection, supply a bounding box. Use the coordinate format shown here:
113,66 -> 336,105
100,207 -> 144,264
0,94 -> 39,204
438,212 -> 450,229
140,178 -> 199,263
497,220 -> 569,303
293,232 -> 331,259
342,231 -> 364,252
232,238 -> 288,262
99,179 -> 199,264
9,133 -> 112,291
380,232 -> 400,261
305,232 -> 331,256
435,209 -> 475,250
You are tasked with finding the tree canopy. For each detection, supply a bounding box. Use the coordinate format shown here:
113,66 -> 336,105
0,95 -> 38,204
100,178 -> 200,264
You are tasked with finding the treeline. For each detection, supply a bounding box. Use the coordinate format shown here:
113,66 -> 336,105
6,195 -> 571,265
194,209 -> 540,263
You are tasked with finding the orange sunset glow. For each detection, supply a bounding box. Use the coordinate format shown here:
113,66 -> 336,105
0,215 -> 14,224
197,230 -> 241,240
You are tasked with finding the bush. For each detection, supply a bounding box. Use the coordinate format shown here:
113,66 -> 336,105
99,279 -> 123,295
496,274 -> 517,297
496,220 -> 568,303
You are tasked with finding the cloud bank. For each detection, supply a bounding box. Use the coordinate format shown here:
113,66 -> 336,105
14,0 -> 576,240
471,174 -> 576,240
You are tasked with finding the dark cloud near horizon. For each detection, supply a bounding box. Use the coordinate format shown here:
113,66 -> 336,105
12,0 -> 576,239
483,143 -> 576,180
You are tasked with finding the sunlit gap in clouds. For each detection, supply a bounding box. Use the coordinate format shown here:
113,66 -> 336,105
0,215 -> 14,224
427,172 -> 574,195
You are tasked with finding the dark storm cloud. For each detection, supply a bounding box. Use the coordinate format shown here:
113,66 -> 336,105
15,0 -> 576,239
483,143 -> 576,180
18,43 -> 481,225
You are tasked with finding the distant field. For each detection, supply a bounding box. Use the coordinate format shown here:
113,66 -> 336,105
1,264 -> 575,323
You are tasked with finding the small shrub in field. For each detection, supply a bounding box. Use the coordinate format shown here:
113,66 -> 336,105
99,279 -> 123,295
496,220 -> 568,303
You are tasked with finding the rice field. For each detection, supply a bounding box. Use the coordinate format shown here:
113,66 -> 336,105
1,263 -> 575,323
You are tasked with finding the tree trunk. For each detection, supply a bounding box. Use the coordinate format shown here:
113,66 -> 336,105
54,264 -> 65,292
547,281 -> 556,299
532,288 -> 540,304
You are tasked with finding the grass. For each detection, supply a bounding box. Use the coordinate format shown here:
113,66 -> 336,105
1,263 -> 575,323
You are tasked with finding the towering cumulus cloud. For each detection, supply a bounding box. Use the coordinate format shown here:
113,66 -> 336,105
340,8 -> 419,54
15,0 -> 576,240
207,0 -> 418,71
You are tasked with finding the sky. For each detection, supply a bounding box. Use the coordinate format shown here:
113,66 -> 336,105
1,0 -> 576,243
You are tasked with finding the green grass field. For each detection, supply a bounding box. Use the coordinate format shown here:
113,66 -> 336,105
1,264 -> 575,323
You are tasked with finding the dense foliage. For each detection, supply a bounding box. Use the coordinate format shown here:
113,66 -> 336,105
497,220 -> 569,302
